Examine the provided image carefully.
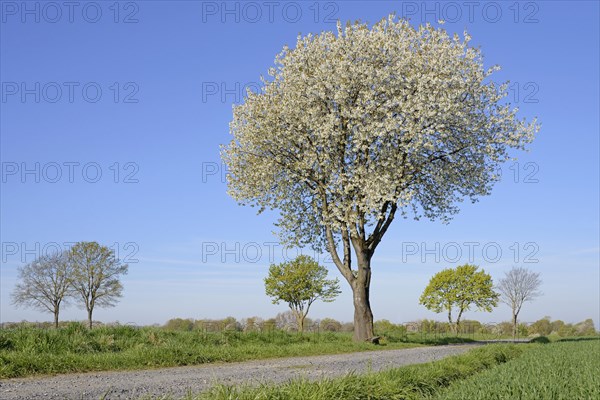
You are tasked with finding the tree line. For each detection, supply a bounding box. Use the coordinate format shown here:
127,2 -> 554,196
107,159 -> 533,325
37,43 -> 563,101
264,256 -> 543,340
11,241 -> 128,329
12,245 -> 547,338
158,315 -> 596,338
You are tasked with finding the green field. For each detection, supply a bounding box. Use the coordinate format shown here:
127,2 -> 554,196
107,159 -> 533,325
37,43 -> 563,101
0,324 -> 437,378
194,339 -> 599,400
435,339 -> 600,399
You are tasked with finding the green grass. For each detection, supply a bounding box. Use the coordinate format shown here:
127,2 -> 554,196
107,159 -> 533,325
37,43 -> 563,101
192,344 -> 523,400
0,324 -> 429,378
191,339 -> 600,400
433,339 -> 600,399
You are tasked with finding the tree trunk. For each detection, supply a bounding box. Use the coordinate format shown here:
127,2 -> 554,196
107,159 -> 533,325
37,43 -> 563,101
351,280 -> 374,341
456,308 -> 464,337
512,311 -> 518,341
324,225 -> 377,342
87,308 -> 93,329
351,250 -> 374,342
54,308 -> 59,329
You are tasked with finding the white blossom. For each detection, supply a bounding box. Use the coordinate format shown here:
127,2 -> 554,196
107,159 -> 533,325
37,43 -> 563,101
222,15 -> 538,254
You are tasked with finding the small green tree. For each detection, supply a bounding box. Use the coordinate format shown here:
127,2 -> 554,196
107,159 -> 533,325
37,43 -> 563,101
419,264 -> 498,333
264,255 -> 340,333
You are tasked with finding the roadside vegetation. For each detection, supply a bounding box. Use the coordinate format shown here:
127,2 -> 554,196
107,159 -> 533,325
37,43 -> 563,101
190,339 -> 599,400
1,314 -> 596,379
195,344 -> 524,400
0,323 -> 425,379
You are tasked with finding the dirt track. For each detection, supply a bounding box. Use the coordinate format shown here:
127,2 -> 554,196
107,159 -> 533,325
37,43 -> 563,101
0,344 -> 480,399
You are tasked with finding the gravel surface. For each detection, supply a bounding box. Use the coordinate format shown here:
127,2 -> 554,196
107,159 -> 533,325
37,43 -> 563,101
0,344 -> 481,400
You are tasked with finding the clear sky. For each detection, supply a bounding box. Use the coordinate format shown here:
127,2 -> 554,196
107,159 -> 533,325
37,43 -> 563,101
1,1 -> 598,327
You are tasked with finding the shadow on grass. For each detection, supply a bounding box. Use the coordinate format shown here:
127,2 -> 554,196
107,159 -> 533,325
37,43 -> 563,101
555,336 -> 600,343
421,337 -> 477,345
393,336 -> 476,346
529,336 -> 550,344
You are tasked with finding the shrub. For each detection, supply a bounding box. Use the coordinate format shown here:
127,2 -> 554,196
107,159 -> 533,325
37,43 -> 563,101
530,336 -> 550,344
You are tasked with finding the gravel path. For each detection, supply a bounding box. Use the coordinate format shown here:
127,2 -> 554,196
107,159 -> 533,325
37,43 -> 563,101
0,344 -> 481,400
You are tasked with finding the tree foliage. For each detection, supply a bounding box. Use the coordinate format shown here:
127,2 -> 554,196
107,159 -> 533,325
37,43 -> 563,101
222,15 -> 538,340
497,267 -> 542,339
529,316 -> 552,336
419,264 -> 498,332
11,251 -> 73,328
264,255 -> 340,332
69,242 -> 128,328
320,317 -> 343,332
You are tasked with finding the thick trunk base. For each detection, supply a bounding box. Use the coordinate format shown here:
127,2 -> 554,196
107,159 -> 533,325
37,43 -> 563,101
352,284 -> 374,341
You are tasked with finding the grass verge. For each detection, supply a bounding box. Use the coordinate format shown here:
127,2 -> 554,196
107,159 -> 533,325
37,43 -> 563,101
193,344 -> 523,400
0,324 -> 431,378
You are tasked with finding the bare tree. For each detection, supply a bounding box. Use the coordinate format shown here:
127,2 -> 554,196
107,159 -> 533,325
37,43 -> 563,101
69,242 -> 128,328
11,251 -> 73,328
497,267 -> 542,340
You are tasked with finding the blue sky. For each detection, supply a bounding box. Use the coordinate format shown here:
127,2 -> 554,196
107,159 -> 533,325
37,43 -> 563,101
1,1 -> 598,327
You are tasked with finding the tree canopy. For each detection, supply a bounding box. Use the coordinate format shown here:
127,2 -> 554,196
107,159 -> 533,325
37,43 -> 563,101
264,255 -> 340,332
11,251 -> 73,328
420,264 -> 498,332
70,242 -> 128,328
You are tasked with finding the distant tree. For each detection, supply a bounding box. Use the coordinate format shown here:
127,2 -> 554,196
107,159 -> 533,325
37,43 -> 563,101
460,320 -> 482,335
529,316 -> 552,336
497,267 -> 542,340
320,318 -> 342,332
165,318 -> 194,331
575,319 -> 596,336
551,320 -> 577,337
373,319 -> 407,339
274,310 -> 298,331
221,316 -> 240,331
497,321 -> 514,336
420,265 -> 498,333
265,255 -> 341,333
340,322 -> 354,333
517,323 -> 529,337
263,318 -> 277,332
69,242 -> 128,329
304,317 -> 317,332
11,251 -> 74,328
241,316 -> 264,332
419,319 -> 438,334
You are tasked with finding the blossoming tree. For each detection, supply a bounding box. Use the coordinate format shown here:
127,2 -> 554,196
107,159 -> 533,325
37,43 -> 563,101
221,16 -> 539,341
